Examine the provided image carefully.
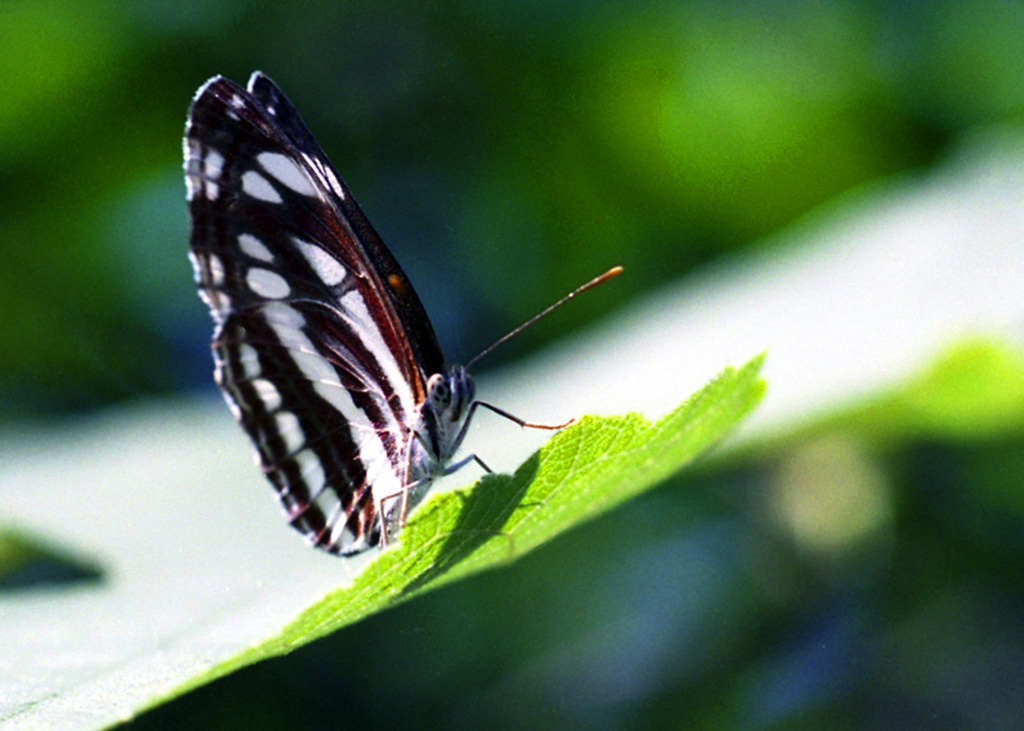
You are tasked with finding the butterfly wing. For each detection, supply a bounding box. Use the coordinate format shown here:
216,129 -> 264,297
185,72 -> 443,554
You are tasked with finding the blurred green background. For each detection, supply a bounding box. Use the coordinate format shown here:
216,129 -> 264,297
10,0 -> 999,417
3,1 -> 1024,728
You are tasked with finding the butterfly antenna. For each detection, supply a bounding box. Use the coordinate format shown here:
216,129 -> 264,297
465,265 -> 623,370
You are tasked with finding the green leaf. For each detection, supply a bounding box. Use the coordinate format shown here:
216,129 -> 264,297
157,354 -> 765,707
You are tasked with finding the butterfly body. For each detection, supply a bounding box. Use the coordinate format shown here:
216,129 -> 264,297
185,72 -> 470,554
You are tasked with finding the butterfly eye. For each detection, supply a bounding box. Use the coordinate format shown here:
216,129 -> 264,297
427,373 -> 451,407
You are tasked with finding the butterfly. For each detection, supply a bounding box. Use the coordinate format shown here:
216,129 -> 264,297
184,71 -> 618,555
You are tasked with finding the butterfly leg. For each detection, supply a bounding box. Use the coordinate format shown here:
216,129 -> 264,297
442,452 -> 490,476
472,455 -> 492,473
448,399 -> 573,465
470,400 -> 575,431
384,439 -> 427,547
396,442 -> 414,543
376,448 -> 490,544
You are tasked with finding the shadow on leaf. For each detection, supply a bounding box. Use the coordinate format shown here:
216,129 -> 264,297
400,452 -> 540,597
0,528 -> 103,592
